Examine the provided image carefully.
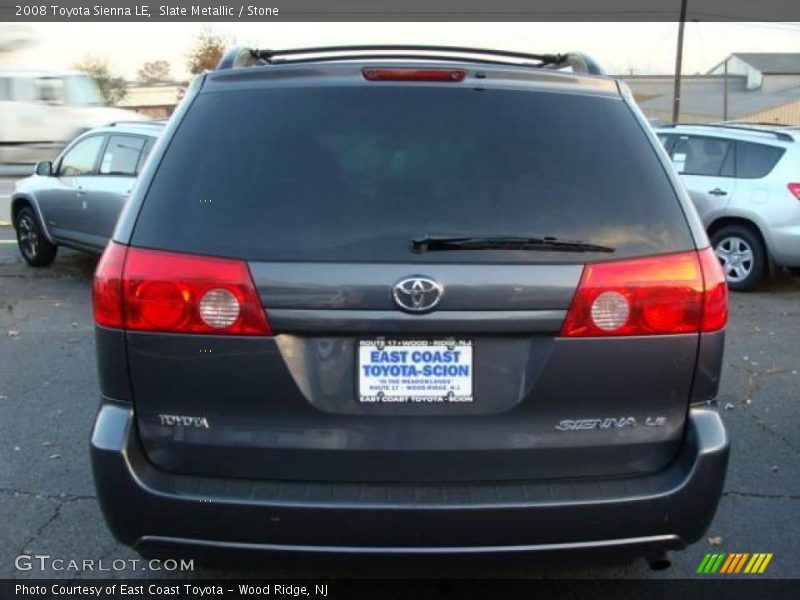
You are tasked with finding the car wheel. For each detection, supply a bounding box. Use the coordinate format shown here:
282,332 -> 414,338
15,206 -> 57,267
710,225 -> 765,291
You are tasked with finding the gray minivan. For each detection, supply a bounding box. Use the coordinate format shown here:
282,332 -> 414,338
90,46 -> 730,568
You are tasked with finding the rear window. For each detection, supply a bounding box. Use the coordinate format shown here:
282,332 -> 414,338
735,141 -> 784,179
133,86 -> 693,262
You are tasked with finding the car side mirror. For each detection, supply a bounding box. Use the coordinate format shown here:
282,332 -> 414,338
35,161 -> 53,177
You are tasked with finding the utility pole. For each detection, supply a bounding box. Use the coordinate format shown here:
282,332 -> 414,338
672,0 -> 689,123
723,57 -> 729,121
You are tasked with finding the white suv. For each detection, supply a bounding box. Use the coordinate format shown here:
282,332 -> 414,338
656,123 -> 800,290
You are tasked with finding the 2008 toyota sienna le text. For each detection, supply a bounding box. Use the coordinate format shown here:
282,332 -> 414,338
90,46 -> 730,566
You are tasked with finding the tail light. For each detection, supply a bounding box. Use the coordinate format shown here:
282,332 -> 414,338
93,243 -> 272,335
93,242 -> 126,329
362,68 -> 466,82
561,248 -> 727,337
698,247 -> 728,331
788,183 -> 800,201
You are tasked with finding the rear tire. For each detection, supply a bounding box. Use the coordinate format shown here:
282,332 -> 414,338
14,206 -> 57,267
710,225 -> 765,291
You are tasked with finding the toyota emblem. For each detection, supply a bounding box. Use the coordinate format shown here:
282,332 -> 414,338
392,277 -> 444,313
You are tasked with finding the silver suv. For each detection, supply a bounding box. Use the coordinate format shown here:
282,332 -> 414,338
11,120 -> 164,266
656,123 -> 800,290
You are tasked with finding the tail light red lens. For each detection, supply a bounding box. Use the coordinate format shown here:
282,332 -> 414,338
362,68 -> 466,82
698,247 -> 728,332
561,249 -> 727,337
93,243 -> 272,335
92,242 -> 126,328
788,183 -> 800,201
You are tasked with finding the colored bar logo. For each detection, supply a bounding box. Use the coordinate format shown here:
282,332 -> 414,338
697,553 -> 773,574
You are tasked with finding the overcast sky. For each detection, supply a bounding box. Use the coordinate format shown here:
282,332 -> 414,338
2,22 -> 800,79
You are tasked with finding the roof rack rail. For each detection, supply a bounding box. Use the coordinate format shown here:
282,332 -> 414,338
659,122 -> 795,142
714,120 -> 793,128
105,119 -> 167,128
216,45 -> 606,76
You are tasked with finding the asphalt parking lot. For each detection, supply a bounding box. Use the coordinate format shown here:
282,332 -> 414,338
0,175 -> 799,580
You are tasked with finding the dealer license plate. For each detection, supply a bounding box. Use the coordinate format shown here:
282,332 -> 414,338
358,339 -> 474,403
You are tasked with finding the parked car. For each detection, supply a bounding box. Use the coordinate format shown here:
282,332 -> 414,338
0,69 -> 146,164
11,120 -> 164,266
91,46 -> 729,569
656,123 -> 800,290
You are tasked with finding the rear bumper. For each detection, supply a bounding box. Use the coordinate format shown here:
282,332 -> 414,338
91,403 -> 728,557
769,224 -> 800,267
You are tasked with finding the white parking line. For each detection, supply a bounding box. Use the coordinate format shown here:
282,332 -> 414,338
0,239 -> 16,244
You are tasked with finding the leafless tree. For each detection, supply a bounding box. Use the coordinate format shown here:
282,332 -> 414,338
138,60 -> 171,84
187,28 -> 229,75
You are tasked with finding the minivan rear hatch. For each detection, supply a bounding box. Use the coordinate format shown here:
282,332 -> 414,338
126,68 -> 700,482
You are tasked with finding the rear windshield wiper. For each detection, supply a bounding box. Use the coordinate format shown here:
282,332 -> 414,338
411,235 -> 615,254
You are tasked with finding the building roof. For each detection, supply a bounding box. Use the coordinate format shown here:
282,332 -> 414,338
622,75 -> 745,98
637,77 -> 800,120
119,81 -> 184,109
731,53 -> 800,74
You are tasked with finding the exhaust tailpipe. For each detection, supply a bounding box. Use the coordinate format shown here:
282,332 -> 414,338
647,553 -> 672,571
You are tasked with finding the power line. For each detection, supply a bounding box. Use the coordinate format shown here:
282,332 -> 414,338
690,19 -> 800,32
